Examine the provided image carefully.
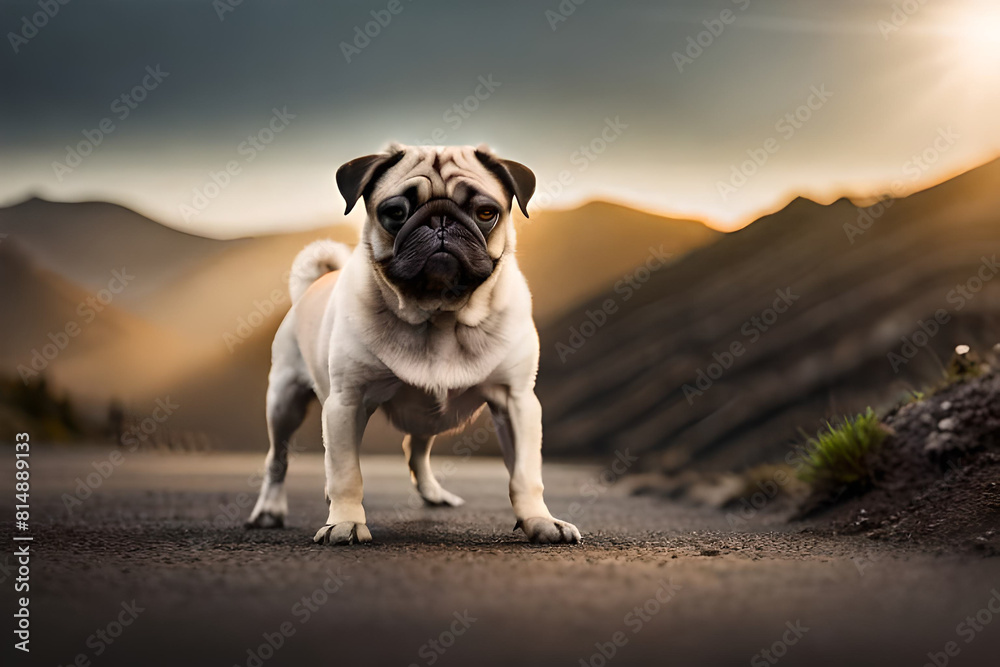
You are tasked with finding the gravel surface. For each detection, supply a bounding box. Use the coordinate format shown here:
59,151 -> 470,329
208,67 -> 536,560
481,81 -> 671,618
4,447 -> 1000,667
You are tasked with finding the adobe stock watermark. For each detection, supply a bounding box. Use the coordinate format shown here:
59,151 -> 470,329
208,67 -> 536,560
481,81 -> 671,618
567,448 -> 639,523
208,439 -> 308,530
728,443 -> 854,530
224,241 -> 349,353
672,0 -> 754,73
554,245 -> 671,363
61,396 -> 180,516
579,579 -> 682,667
178,106 -> 295,222
717,85 -> 833,202
532,116 -> 628,210
51,65 -> 169,181
682,288 -> 800,403
545,0 -> 588,32
213,0 -> 245,21
887,255 -> 1000,373
223,289 -> 288,353
887,309 -> 952,374
922,589 -> 1000,667
7,0 -> 72,54
750,620 -> 810,666
853,459 -> 970,577
339,0 -> 416,63
391,419 -> 497,521
723,456 -> 808,529
235,567 -> 351,667
407,611 -> 477,667
0,555 -> 16,586
877,0 -> 931,40
411,75 -> 501,145
55,600 -> 144,667
17,268 -> 134,384
843,126 -> 959,244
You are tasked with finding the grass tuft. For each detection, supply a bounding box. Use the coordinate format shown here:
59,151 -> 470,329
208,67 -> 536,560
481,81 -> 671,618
798,408 -> 887,488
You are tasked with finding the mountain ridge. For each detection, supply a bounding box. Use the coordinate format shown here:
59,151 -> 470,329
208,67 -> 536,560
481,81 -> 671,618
537,157 -> 1000,469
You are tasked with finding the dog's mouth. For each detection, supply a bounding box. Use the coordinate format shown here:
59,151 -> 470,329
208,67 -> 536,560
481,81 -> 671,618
381,199 -> 496,300
424,250 -> 460,276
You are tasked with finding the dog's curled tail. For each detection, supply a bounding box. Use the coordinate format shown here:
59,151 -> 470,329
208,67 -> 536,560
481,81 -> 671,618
288,240 -> 353,303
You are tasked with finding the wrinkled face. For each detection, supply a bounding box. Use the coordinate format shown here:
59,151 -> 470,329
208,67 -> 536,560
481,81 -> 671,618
337,145 -> 534,307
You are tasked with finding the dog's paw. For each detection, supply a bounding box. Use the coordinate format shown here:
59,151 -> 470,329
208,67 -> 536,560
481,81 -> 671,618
516,517 -> 581,545
245,510 -> 285,529
419,485 -> 466,508
313,522 -> 373,546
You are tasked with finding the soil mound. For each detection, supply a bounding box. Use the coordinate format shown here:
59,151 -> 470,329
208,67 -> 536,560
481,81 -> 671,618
823,372 -> 1000,554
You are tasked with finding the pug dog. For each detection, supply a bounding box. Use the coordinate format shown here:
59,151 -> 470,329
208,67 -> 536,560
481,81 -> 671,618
246,144 -> 581,545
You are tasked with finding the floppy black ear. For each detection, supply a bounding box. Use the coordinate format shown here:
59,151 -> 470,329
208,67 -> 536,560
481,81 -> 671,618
475,150 -> 536,218
336,151 -> 404,214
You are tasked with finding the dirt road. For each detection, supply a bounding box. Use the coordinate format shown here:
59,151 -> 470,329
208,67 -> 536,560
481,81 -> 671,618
6,448 -> 1000,667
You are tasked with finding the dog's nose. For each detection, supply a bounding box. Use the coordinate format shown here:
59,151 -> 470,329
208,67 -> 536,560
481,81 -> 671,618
428,215 -> 453,240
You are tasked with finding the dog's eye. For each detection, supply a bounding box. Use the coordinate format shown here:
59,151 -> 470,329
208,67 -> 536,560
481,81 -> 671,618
384,206 -> 406,221
475,206 -> 498,223
377,197 -> 410,234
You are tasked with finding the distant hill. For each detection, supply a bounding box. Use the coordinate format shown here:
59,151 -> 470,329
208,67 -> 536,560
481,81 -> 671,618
537,158 -> 1000,470
0,196 -> 717,449
516,201 -> 720,325
0,239 -> 196,409
0,197 -> 232,306
0,199 -> 356,427
134,226 -> 358,340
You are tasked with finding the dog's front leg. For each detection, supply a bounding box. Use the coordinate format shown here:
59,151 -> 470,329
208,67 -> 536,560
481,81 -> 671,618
313,394 -> 372,546
491,389 -> 581,544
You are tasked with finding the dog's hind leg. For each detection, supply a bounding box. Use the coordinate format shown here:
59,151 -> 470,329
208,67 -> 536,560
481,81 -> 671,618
246,363 -> 314,529
402,434 -> 465,507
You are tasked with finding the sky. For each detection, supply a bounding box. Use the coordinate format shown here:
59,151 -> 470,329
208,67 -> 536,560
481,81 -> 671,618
2,0 -> 1000,236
